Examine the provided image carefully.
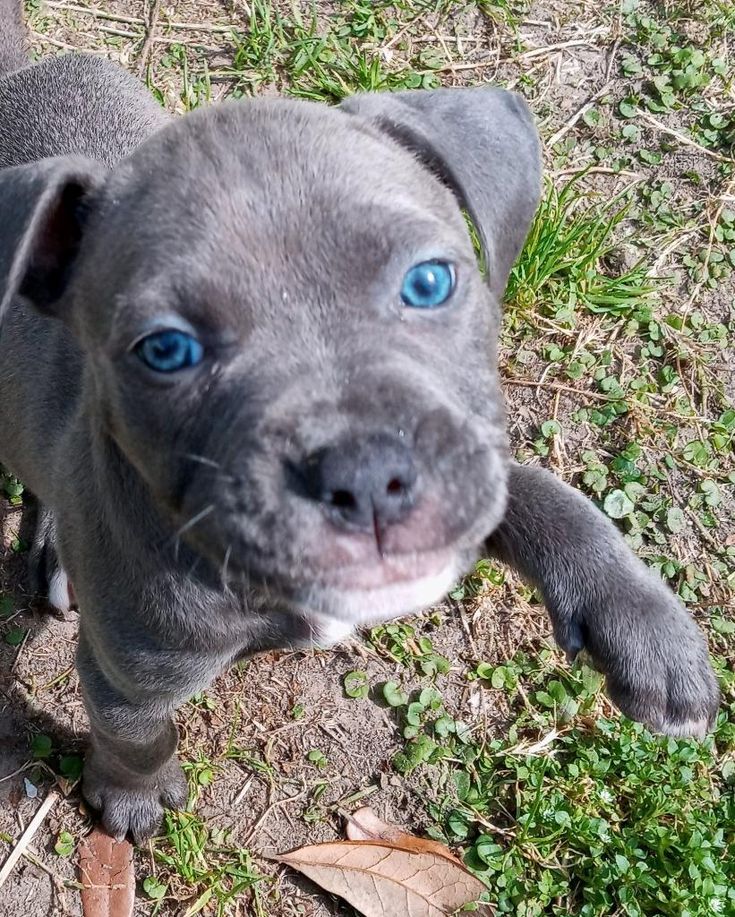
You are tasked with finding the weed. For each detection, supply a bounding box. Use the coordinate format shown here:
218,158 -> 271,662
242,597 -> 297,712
227,0 -> 441,101
1,471 -> 23,505
151,808 -> 270,917
369,621 -> 450,675
506,176 -> 659,325
386,649 -> 735,916
343,669 -> 370,698
450,559 -> 507,602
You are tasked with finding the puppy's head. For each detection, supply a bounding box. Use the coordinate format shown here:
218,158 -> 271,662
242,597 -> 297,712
0,88 -> 541,636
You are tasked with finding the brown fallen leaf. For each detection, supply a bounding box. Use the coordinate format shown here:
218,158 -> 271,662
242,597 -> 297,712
274,807 -> 487,916
78,828 -> 135,917
345,806 -> 464,864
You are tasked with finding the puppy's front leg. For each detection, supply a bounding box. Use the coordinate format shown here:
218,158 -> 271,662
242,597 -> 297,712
486,463 -> 720,737
77,631 -> 188,844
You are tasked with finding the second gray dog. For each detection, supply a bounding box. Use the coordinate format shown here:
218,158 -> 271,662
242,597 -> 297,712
0,3 -> 719,843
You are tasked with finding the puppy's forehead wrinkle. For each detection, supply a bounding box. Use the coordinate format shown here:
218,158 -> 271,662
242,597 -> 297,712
102,99 -> 465,248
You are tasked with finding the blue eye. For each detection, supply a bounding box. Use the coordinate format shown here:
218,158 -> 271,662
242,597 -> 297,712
401,260 -> 455,309
135,329 -> 204,373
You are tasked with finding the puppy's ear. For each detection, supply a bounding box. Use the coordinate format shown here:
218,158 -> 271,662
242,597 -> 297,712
0,156 -> 107,325
340,87 -> 542,299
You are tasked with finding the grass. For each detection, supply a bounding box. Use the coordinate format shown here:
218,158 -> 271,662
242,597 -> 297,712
505,175 -> 659,324
368,642 -> 735,916
3,1 -> 733,915
361,602 -> 735,915
224,0 -> 445,101
146,809 -> 270,917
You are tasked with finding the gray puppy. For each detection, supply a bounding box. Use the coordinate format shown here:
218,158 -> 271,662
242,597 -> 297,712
0,3 -> 719,843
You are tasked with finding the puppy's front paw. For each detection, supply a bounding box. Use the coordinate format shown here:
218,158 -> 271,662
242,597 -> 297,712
553,577 -> 720,739
601,634 -> 719,739
82,754 -> 188,845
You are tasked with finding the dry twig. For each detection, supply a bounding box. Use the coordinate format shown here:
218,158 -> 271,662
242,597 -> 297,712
0,791 -> 59,889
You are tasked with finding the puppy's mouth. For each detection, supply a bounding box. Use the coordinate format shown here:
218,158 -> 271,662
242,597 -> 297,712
310,546 -> 454,592
282,546 -> 467,633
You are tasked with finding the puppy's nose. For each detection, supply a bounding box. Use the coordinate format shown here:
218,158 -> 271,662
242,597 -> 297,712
298,434 -> 418,532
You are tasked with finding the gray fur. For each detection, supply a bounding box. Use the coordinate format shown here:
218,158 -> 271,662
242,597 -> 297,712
0,3 -> 719,842
0,0 -> 26,75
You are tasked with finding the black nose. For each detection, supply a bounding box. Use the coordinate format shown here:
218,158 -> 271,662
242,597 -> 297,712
295,434 -> 418,532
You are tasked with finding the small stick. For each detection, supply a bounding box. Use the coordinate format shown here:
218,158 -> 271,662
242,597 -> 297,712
547,81 -> 611,147
552,165 -> 642,178
637,111 -> 733,163
0,762 -> 33,785
0,791 -> 59,889
244,787 -> 308,846
519,38 -> 600,60
44,2 -> 145,25
16,845 -> 82,890
44,2 -> 234,33
504,378 -> 615,403
10,627 -> 31,675
421,59 -> 498,75
31,32 -> 81,52
546,38 -> 621,147
95,25 -> 141,40
232,776 -> 254,807
138,0 -> 162,77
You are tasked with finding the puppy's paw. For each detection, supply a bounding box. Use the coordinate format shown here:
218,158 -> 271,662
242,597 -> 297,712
553,577 -> 720,739
601,637 -> 720,739
82,755 -> 188,845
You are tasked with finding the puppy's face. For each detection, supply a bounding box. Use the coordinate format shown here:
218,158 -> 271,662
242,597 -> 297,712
2,90 -> 541,635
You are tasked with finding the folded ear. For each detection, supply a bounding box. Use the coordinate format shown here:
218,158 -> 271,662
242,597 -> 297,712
0,156 -> 108,326
340,87 -> 542,299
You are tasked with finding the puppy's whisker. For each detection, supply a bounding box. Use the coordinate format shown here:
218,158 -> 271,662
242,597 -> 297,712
172,504 -> 215,542
183,452 -> 222,470
181,453 -> 239,485
221,543 -> 232,594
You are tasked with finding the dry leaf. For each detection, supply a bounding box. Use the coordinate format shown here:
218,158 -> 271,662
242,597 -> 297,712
274,807 -> 486,916
345,806 -> 464,864
79,828 -> 135,917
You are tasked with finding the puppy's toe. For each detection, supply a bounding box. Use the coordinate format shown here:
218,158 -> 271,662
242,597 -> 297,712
82,780 -> 104,812
659,668 -> 720,739
83,756 -> 187,845
551,613 -> 585,662
101,799 -> 136,843
100,792 -> 164,845
160,759 -> 188,811
128,798 -> 167,846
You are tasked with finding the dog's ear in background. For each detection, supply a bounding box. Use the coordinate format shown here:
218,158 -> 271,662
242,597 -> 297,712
340,87 -> 542,300
0,156 -> 108,324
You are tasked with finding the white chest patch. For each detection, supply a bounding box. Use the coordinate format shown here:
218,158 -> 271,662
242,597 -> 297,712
48,568 -> 72,614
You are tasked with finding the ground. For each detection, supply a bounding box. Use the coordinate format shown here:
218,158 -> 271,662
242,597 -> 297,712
0,1 -> 734,916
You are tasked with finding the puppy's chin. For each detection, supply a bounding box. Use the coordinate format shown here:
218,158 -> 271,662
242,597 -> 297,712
289,550 -> 468,647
